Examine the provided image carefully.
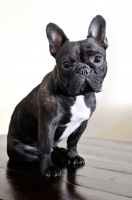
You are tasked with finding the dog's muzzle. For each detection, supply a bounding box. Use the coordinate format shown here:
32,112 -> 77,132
75,63 -> 102,93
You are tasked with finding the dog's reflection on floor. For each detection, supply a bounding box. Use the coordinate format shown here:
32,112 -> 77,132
6,159 -> 87,200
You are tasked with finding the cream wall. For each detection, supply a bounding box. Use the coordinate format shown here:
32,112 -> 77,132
0,0 -> 132,135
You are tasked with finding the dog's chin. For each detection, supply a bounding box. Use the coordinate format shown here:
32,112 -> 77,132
66,78 -> 102,96
67,83 -> 101,96
58,75 -> 102,96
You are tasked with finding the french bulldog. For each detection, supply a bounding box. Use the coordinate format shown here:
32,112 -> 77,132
7,15 -> 108,178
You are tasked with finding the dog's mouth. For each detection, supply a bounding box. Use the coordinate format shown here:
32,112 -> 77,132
67,81 -> 101,96
66,67 -> 102,95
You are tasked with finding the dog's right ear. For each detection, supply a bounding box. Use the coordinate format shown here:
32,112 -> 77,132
46,23 -> 69,57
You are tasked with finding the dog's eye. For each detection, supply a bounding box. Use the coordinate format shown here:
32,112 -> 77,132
93,55 -> 102,63
88,52 -> 103,65
62,61 -> 71,69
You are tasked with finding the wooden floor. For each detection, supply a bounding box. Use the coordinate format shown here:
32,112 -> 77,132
0,135 -> 132,200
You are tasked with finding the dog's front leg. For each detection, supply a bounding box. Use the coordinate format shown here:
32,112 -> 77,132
38,112 -> 61,178
38,122 -> 61,178
67,121 -> 88,166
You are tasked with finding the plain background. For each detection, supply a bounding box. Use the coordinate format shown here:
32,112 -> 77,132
0,0 -> 132,137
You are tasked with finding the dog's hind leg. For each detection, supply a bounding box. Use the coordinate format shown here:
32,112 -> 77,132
7,139 -> 39,162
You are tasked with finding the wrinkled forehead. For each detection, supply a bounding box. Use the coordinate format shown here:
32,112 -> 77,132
78,38 -> 106,55
56,38 -> 105,64
56,41 -> 79,64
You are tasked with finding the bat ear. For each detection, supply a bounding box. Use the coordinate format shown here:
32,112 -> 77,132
87,15 -> 108,49
46,23 -> 69,57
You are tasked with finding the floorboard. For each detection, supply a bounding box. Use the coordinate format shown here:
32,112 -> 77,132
0,135 -> 132,200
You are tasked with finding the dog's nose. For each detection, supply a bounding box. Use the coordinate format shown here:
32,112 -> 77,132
76,66 -> 90,76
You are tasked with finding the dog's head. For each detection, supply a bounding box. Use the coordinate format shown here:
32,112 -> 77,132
46,15 -> 108,95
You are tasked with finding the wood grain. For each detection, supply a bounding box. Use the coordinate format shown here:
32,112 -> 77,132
0,135 -> 132,200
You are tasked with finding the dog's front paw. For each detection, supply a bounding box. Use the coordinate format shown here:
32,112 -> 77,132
68,156 -> 85,166
42,165 -> 61,178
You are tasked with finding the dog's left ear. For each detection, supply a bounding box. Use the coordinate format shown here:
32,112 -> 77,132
87,15 -> 108,49
46,23 -> 69,57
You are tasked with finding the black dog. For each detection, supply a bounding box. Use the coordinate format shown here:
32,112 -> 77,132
7,15 -> 108,178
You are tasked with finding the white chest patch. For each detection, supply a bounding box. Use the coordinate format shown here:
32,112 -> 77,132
59,95 -> 91,140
